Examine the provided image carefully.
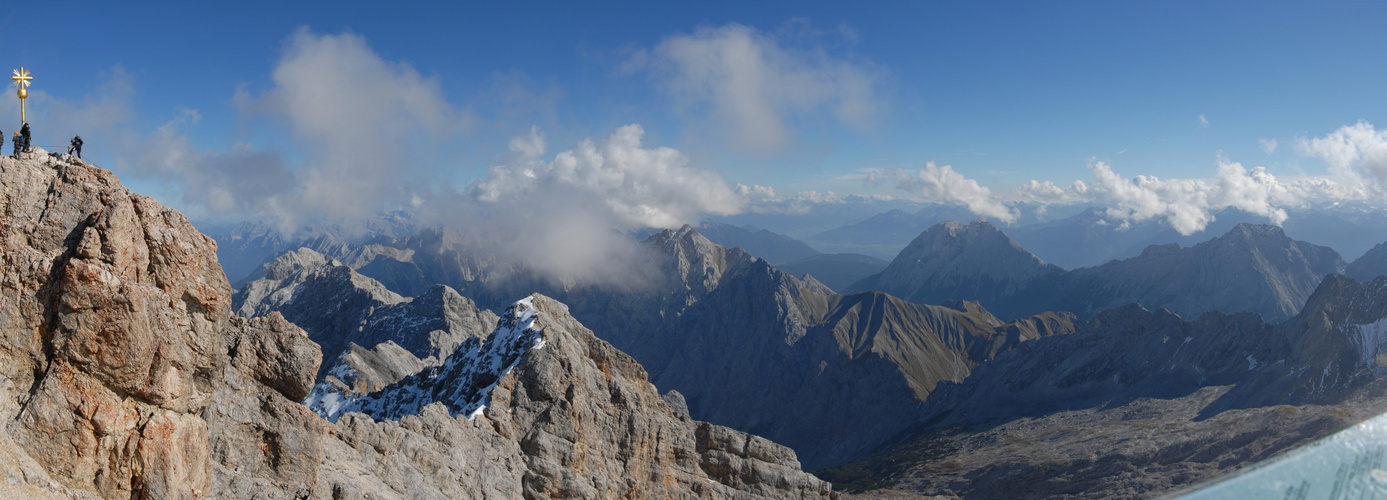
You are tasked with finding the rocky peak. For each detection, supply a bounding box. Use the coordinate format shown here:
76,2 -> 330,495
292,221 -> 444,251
850,219 -> 1059,307
321,294 -> 839,498
0,150 -> 265,497
1347,242 -> 1387,281
232,249 -> 496,381
1221,222 -> 1287,240
890,220 -> 1052,278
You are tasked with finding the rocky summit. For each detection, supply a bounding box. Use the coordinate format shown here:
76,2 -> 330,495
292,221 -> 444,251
0,150 -> 835,498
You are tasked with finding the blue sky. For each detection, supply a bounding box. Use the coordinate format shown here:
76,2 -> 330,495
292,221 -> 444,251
3,1 -> 1386,234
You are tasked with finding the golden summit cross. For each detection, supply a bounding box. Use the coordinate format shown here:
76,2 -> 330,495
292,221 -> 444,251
11,67 -> 31,123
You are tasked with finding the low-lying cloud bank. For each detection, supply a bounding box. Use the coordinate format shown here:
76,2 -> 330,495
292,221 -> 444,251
875,121 -> 1387,235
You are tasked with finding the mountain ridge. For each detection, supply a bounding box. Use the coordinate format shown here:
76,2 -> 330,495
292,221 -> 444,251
853,220 -> 1346,323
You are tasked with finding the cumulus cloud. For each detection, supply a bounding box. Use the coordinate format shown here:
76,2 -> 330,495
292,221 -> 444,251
1260,138 -> 1278,155
398,123 -> 748,288
627,22 -> 884,153
998,156 -> 1367,235
117,109 -> 297,220
471,124 -> 746,229
840,121 -> 1387,237
1298,120 -> 1387,187
232,28 -> 476,229
875,162 -> 1019,223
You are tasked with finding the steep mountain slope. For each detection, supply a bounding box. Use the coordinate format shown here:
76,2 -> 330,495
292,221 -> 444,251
0,149 -> 835,499
323,294 -> 839,499
695,220 -> 821,264
824,274 -> 1387,498
1041,223 -> 1346,322
856,220 -> 1345,323
575,228 -> 1076,469
777,252 -> 889,293
1347,241 -> 1387,281
850,219 -> 1062,309
1005,207 -> 1259,270
0,150 -> 322,498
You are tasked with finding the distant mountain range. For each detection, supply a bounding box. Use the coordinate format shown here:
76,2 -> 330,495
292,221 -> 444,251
230,224 -> 1075,469
851,220 -> 1350,323
792,204 -> 1387,269
205,206 -> 1387,497
776,252 -> 889,293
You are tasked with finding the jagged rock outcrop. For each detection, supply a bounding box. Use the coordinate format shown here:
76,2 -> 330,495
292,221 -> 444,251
233,248 -> 498,377
0,150 -> 837,498
854,220 -> 1346,322
317,295 -> 838,499
0,149 -> 239,498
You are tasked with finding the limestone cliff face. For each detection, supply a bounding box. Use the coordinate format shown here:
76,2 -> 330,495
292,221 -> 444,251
0,150 -> 243,498
0,151 -> 834,498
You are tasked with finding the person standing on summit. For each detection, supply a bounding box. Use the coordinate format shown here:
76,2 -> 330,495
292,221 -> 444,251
69,135 -> 82,158
20,122 -> 30,152
10,132 -> 19,157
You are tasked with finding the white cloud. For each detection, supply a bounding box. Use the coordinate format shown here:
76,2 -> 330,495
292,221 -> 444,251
1260,138 -> 1278,155
1007,157 -> 1362,235
1013,179 -> 1090,206
627,22 -> 884,153
877,162 -> 1019,223
1298,120 -> 1387,187
864,121 -> 1387,237
233,28 -> 476,230
416,123 -> 753,288
118,109 -> 297,220
1197,114 -> 1210,132
471,124 -> 745,229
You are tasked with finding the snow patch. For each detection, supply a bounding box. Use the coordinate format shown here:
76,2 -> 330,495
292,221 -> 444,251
322,296 -> 547,422
1355,318 -> 1387,369
303,360 -> 364,419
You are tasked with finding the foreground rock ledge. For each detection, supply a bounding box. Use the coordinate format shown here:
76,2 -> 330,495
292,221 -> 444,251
0,150 -> 836,498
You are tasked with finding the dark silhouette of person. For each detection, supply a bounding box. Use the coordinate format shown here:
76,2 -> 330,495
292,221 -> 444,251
20,122 -> 30,152
69,135 -> 83,158
11,132 -> 20,157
